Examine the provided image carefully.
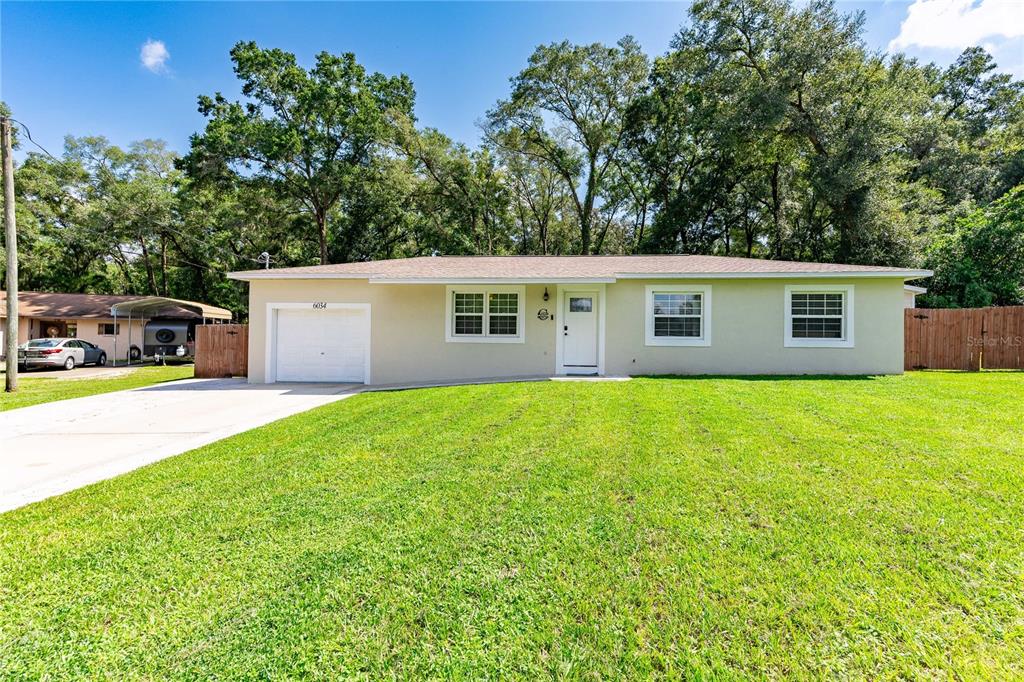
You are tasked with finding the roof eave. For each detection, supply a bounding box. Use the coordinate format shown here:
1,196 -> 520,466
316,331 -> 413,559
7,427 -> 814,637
615,270 -> 934,279
369,277 -> 617,284
229,268 -> 934,282
227,272 -> 373,281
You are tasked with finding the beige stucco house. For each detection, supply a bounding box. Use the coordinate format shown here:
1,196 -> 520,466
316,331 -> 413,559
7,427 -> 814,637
228,255 -> 933,385
903,284 -> 927,308
0,291 -> 229,362
0,292 -> 146,361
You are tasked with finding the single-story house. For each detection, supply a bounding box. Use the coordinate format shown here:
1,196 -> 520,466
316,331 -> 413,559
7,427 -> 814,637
227,255 -> 933,385
0,291 -> 230,361
904,284 -> 927,308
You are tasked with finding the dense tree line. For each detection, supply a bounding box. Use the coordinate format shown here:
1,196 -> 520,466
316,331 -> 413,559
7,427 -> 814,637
2,0 -> 1021,316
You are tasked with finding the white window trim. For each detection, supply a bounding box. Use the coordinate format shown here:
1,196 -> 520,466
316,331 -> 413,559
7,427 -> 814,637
784,284 -> 855,348
644,285 -> 712,347
445,285 -> 526,344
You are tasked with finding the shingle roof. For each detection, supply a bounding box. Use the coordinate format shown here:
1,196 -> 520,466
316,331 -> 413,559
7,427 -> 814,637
229,255 -> 932,281
0,291 -> 229,320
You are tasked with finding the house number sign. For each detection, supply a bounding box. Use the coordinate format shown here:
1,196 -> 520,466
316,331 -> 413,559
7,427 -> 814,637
312,301 -> 328,310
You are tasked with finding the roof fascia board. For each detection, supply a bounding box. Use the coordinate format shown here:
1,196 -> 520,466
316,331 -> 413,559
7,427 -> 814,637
229,269 -> 933,283
369,277 -> 617,285
615,270 -> 933,279
227,273 -> 373,281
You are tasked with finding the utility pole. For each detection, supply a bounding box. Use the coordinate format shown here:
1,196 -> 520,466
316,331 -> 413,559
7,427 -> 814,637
2,116 -> 18,393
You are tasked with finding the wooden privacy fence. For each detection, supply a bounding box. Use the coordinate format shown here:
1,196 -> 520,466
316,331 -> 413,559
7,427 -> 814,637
905,307 -> 1024,371
194,324 -> 248,378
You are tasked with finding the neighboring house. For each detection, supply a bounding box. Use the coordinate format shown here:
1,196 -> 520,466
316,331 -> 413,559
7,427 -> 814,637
0,292 -> 228,361
228,255 -> 933,385
904,285 -> 927,308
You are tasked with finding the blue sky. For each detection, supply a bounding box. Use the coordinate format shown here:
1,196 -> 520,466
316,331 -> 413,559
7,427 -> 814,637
2,1 -> 1021,159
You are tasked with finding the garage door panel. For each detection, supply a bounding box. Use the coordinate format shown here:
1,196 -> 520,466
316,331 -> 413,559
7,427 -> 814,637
274,307 -> 368,383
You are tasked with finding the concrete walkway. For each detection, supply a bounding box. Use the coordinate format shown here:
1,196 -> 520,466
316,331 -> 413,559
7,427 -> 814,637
0,378 -> 359,513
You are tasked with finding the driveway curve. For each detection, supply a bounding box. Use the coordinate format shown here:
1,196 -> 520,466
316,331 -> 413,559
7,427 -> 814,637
0,378 -> 359,513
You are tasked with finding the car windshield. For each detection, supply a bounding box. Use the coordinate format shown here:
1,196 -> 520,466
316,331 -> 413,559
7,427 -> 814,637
27,339 -> 62,348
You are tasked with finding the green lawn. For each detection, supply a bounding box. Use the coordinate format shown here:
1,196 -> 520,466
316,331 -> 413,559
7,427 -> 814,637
1,372 -> 1022,678
0,365 -> 194,411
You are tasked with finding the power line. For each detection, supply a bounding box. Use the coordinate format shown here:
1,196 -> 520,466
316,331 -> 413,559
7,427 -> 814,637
157,221 -> 273,265
8,118 -> 60,161
9,117 -> 275,267
116,248 -> 220,273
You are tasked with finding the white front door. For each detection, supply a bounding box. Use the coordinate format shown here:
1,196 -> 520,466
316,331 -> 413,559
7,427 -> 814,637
275,307 -> 369,383
563,292 -> 598,368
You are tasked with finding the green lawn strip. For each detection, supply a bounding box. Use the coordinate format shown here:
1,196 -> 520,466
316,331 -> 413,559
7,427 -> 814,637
1,373 -> 1022,678
0,365 -> 194,411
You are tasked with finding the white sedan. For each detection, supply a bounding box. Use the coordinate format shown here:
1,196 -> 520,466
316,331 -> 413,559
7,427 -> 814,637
18,338 -> 108,370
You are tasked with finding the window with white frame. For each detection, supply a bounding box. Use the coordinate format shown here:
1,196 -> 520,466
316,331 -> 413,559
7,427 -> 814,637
446,286 -> 525,343
784,285 -> 854,348
453,293 -> 484,335
98,323 -> 120,336
644,285 -> 712,346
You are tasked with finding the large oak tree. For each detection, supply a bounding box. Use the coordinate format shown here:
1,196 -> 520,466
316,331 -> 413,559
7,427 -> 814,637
183,42 -> 415,264
486,37 -> 649,254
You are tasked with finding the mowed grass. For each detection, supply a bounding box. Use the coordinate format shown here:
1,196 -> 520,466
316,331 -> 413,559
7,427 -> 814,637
1,372 -> 1023,678
0,365 -> 194,411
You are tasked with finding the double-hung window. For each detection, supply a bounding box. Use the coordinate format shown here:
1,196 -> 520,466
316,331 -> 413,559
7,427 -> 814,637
644,285 -> 712,347
784,285 -> 854,348
446,286 -> 525,343
453,293 -> 485,335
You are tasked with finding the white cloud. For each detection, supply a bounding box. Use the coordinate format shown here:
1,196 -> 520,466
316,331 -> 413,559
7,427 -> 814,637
140,39 -> 170,73
889,0 -> 1023,50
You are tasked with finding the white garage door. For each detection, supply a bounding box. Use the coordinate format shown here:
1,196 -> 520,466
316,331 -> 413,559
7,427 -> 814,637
275,307 -> 369,383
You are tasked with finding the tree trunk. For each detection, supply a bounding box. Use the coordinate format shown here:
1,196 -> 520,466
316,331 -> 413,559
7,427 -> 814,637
634,203 -> 647,254
139,236 -> 158,295
113,247 -> 134,294
770,163 -> 783,259
159,233 -> 169,296
316,210 -> 329,264
579,157 -> 598,254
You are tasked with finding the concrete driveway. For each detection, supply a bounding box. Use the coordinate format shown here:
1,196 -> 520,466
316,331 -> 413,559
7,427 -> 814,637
0,378 -> 360,513
10,364 -> 145,380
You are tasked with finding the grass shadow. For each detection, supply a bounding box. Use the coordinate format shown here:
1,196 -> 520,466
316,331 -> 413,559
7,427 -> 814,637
633,373 -> 885,382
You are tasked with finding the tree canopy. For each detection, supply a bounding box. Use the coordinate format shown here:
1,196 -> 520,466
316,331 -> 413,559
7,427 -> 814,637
3,0 -> 1022,316
182,42 -> 416,265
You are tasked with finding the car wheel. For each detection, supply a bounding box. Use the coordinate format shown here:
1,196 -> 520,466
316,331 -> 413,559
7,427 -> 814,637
64,356 -> 75,371
97,353 -> 107,367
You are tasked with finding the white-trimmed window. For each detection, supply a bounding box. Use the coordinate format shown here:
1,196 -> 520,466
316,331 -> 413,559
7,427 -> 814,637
446,286 -> 525,343
784,284 -> 854,348
98,323 -> 120,336
644,285 -> 712,347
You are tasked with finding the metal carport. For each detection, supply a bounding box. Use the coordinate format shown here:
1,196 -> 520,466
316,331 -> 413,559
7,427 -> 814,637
110,297 -> 232,366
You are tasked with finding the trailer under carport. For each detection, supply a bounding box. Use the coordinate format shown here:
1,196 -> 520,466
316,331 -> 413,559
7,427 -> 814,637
110,296 -> 232,366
